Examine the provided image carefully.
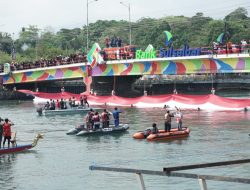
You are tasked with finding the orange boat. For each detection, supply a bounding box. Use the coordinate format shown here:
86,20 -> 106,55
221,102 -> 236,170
133,127 -> 190,141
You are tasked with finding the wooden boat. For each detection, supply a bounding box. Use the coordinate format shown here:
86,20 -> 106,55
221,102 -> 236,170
0,134 -> 43,155
73,124 -> 129,136
133,127 -> 190,141
37,107 -> 103,116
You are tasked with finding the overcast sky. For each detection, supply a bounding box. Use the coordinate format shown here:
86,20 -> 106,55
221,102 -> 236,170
0,0 -> 249,36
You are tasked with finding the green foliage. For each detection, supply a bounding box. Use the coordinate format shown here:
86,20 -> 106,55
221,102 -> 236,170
0,51 -> 11,64
0,7 -> 249,64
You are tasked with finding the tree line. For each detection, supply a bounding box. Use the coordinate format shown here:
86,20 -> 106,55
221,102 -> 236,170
0,7 -> 249,64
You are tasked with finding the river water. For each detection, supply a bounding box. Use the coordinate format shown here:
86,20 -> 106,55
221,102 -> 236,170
0,100 -> 250,190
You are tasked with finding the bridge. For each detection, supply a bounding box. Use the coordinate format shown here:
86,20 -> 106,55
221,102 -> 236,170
1,54 -> 250,85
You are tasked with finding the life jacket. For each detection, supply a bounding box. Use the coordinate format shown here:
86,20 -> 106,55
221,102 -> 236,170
93,115 -> 100,122
101,112 -> 109,121
3,122 -> 11,137
86,114 -> 93,123
56,102 -> 60,108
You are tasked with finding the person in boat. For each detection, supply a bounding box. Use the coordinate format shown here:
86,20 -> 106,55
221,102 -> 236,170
56,99 -> 60,109
164,110 -> 174,132
44,101 -> 50,110
112,107 -> 122,127
0,117 -> 4,149
89,108 -> 95,126
83,95 -> 89,108
63,99 -> 67,109
92,112 -> 101,130
68,98 -> 72,108
72,96 -> 76,107
85,111 -> 93,130
60,98 -> 64,109
175,107 -> 183,131
3,118 -> 14,148
50,100 -> 56,110
163,104 -> 170,109
80,96 -> 84,107
151,123 -> 159,134
101,109 -> 110,128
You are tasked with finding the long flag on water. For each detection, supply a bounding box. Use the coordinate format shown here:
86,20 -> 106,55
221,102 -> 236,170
87,43 -> 104,68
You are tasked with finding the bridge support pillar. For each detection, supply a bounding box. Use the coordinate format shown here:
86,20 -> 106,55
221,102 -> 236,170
83,76 -> 92,95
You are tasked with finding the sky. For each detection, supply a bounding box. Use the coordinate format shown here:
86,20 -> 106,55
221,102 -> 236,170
0,0 -> 249,36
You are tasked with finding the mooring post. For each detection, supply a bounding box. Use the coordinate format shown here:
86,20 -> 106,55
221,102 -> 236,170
198,178 -> 208,190
136,173 -> 146,190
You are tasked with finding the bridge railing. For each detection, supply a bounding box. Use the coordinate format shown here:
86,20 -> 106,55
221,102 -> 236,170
0,44 -> 249,74
89,158 -> 250,190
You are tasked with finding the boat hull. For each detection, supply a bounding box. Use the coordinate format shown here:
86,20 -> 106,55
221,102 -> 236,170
75,124 -> 129,136
133,128 -> 190,141
66,125 -> 85,135
0,145 -> 33,154
147,128 -> 190,141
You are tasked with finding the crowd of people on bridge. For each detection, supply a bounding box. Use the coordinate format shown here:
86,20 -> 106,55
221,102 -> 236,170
212,39 -> 249,55
0,39 -> 249,73
0,52 -> 87,73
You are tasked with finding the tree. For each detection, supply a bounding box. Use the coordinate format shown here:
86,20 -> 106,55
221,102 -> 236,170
0,32 -> 12,54
224,7 -> 248,21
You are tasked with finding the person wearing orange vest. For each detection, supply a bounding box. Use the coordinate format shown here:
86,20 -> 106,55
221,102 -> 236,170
85,111 -> 93,130
3,118 -> 14,148
92,112 -> 100,130
101,109 -> 110,128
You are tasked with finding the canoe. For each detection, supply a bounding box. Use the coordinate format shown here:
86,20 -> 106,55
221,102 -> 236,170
0,134 -> 43,155
133,127 -> 190,141
73,124 -> 129,136
37,107 -> 103,116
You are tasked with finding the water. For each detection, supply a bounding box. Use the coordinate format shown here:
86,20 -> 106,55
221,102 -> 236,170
0,101 -> 250,190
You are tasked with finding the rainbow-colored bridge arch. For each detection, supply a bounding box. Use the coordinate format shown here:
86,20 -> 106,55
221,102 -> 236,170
2,54 -> 250,84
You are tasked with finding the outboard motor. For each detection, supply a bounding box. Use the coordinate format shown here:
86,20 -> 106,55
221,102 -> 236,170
36,107 -> 43,116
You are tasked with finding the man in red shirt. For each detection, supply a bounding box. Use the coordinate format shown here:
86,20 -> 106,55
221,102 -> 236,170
3,118 -> 14,148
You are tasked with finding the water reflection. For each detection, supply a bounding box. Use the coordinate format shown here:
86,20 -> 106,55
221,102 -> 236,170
0,154 -> 16,189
